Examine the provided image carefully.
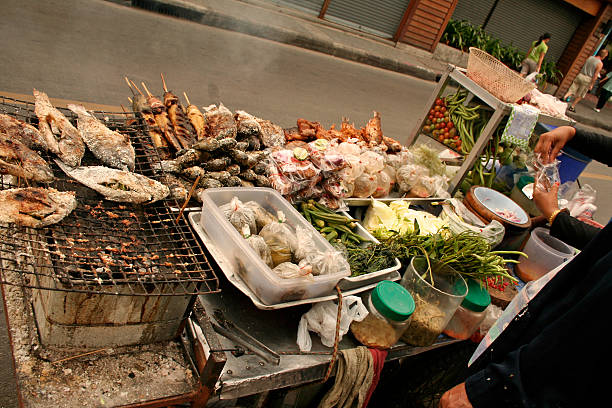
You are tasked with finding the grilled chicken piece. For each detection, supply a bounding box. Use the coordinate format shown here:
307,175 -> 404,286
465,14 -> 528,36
0,114 -> 48,151
148,94 -> 183,152
363,111 -> 383,146
162,91 -> 194,149
68,104 -> 136,171
340,118 -> 362,141
204,103 -> 237,140
182,93 -> 207,140
33,89 -> 85,167
0,133 -> 54,183
56,160 -> 169,204
0,187 -> 77,228
296,118 -> 321,141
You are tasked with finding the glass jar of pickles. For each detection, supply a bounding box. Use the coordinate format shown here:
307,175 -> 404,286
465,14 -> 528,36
350,281 -> 415,349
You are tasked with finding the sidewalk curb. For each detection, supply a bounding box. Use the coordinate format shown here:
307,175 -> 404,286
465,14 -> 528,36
568,112 -> 612,132
122,0 -> 439,82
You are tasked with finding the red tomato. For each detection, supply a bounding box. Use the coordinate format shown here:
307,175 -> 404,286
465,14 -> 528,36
434,106 -> 441,112
435,98 -> 443,106
447,122 -> 454,129
453,135 -> 459,140
443,132 -> 449,139
429,109 -> 436,115
438,135 -> 444,142
440,106 -> 446,113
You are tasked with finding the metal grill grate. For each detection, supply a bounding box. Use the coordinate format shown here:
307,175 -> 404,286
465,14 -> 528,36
0,95 -> 220,296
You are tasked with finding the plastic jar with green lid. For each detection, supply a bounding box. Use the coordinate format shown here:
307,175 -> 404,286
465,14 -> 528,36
443,278 -> 491,340
350,281 -> 415,349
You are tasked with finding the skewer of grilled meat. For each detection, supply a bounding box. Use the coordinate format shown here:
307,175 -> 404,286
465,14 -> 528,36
141,81 -> 184,152
161,74 -> 194,148
125,78 -> 168,152
183,92 -> 207,140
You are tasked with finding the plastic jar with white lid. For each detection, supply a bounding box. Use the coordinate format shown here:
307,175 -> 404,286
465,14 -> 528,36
350,281 -> 415,349
443,278 -> 491,340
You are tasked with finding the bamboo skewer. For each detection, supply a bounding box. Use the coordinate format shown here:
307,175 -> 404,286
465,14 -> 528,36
141,82 -> 153,98
176,175 -> 201,224
183,92 -> 191,106
124,77 -> 135,95
161,73 -> 169,93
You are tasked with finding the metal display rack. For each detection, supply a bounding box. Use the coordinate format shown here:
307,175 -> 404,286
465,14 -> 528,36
405,65 -> 574,194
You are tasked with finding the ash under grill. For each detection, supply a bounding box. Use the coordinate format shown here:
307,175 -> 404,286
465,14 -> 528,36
0,96 -> 220,297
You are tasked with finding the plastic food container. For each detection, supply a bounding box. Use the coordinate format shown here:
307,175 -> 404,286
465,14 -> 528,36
516,227 -> 574,282
443,278 -> 491,340
199,187 -> 350,305
350,281 -> 415,349
400,257 -> 468,346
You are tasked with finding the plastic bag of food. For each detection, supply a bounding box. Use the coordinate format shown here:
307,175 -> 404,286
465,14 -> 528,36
309,148 -> 347,175
360,151 -> 385,174
342,179 -> 355,198
352,172 -> 377,198
245,234 -> 273,267
322,176 -> 349,198
339,154 -> 364,183
396,164 -> 428,193
381,164 -> 396,190
259,213 -> 298,267
270,149 -> 320,181
225,197 -> 257,236
294,225 -> 318,263
408,144 -> 447,177
305,249 -> 350,277
318,193 -> 347,211
244,201 -> 276,233
441,199 -> 505,247
372,170 -> 391,198
272,262 -> 313,279
531,154 -> 560,193
266,161 -> 295,196
337,141 -> 362,157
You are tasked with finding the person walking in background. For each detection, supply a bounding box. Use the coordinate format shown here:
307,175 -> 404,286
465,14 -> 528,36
594,69 -> 612,112
563,49 -> 608,112
520,33 -> 551,78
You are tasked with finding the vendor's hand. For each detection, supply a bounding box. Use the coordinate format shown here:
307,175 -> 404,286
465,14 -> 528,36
533,181 -> 560,220
439,383 -> 473,408
534,126 -> 576,163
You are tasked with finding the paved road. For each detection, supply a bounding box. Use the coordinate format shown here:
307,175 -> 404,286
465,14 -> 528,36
0,0 -> 610,405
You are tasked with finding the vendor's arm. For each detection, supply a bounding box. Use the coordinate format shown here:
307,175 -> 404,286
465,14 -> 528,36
535,126 -> 612,166
532,183 -> 599,249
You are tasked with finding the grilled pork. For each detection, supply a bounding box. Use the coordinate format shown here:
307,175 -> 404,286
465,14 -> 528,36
33,89 -> 85,167
162,91 -> 194,149
0,187 -> 77,228
55,160 -> 169,204
68,104 -> 136,171
0,133 -> 54,183
0,114 -> 48,151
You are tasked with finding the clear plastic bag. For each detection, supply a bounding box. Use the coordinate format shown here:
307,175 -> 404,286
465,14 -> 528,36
244,201 -> 276,233
308,144 -> 347,175
225,197 -> 257,236
297,296 -> 368,351
337,141 -> 362,157
259,213 -> 298,267
322,176 -> 349,198
293,225 -> 318,263
339,154 -> 364,182
441,199 -> 505,247
381,164 -> 397,190
396,164 -> 429,193
360,150 -> 385,174
245,234 -> 273,267
372,170 -> 392,198
566,184 -> 597,219
272,262 -> 313,279
304,249 -> 351,277
352,172 -> 377,198
531,153 -> 560,192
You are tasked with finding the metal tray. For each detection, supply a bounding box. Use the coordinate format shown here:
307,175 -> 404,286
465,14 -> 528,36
188,212 -> 400,310
343,197 -> 446,207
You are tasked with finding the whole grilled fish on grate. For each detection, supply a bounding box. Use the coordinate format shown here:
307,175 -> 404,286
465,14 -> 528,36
56,160 -> 169,204
0,133 -> 54,183
0,187 -> 77,228
0,113 -> 49,151
67,104 -> 136,171
33,89 -> 85,167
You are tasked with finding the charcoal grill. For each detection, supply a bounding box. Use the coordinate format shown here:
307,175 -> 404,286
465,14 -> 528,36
0,95 -> 220,347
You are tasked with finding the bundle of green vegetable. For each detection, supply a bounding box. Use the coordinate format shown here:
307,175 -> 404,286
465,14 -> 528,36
299,200 -> 367,244
375,229 -> 524,284
343,241 -> 397,277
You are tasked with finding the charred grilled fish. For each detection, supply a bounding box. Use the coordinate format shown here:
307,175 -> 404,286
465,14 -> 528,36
33,89 -> 85,167
0,187 -> 77,228
0,133 -> 54,183
68,104 -> 136,171
0,114 -> 48,151
55,160 -> 169,204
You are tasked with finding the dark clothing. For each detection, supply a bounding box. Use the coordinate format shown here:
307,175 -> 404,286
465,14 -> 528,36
596,88 -> 611,110
548,126 -> 611,249
465,127 -> 612,407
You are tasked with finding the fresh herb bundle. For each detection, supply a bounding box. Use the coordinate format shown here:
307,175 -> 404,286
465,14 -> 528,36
344,241 -> 397,277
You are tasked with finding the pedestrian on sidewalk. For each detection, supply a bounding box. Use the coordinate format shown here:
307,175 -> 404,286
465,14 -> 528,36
594,70 -> 612,112
564,49 -> 608,112
520,33 -> 551,78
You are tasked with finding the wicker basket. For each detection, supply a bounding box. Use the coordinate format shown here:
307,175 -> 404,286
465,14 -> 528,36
466,47 -> 536,103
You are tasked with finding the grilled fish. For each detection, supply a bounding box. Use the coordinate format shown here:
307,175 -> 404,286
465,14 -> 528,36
0,187 -> 77,228
0,133 -> 54,183
33,89 -> 85,167
68,104 -> 136,171
55,160 -> 169,204
0,114 -> 48,151
183,93 -> 206,140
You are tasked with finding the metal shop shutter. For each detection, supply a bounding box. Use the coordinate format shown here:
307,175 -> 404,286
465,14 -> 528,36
485,0 -> 584,63
325,0 -> 411,38
451,0 -> 585,64
270,0 -> 325,15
